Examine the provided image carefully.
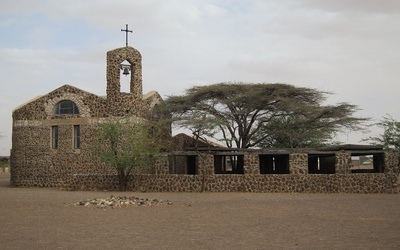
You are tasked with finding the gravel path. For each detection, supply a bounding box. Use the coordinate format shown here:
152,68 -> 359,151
1,173 -> 399,249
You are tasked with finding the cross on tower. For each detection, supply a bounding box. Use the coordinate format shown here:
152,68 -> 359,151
121,24 -> 133,47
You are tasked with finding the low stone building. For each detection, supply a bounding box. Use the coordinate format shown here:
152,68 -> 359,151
145,144 -> 398,193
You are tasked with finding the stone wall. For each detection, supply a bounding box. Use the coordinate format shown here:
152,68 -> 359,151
335,152 -> 351,174
11,117 -> 115,187
9,172 -> 398,193
10,150 -> 399,193
244,153 -> 259,175
289,153 -> 308,174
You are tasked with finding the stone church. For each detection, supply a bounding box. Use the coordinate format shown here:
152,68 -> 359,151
11,44 -> 169,186
10,31 -> 399,193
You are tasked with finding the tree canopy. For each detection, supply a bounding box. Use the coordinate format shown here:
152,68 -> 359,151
94,118 -> 161,191
364,115 -> 400,150
163,82 -> 367,149
255,115 -> 340,148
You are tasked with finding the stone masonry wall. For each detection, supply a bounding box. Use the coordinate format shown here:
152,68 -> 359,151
11,151 -> 399,193
244,153 -> 260,175
385,150 -> 398,175
335,152 -> 352,174
289,153 -> 308,174
10,115 -> 129,188
10,172 -> 398,193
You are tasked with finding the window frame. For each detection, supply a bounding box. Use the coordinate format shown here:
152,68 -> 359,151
54,100 -> 79,115
51,126 -> 58,149
73,125 -> 80,149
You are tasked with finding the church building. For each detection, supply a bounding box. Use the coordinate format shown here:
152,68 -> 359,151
10,27 -> 399,193
10,30 -> 170,187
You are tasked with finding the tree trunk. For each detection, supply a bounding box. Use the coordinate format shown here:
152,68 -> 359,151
118,168 -> 127,191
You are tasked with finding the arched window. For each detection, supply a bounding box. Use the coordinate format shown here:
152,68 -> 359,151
54,100 -> 79,115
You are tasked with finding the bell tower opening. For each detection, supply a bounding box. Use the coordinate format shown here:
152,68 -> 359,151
120,60 -> 131,93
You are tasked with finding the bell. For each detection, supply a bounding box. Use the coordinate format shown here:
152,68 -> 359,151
123,67 -> 130,75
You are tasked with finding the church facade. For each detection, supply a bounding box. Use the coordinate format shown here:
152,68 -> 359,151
10,45 -> 168,187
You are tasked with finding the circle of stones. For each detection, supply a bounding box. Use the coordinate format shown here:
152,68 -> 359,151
70,195 -> 172,208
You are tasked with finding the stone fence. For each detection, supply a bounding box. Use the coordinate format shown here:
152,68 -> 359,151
10,149 -> 399,193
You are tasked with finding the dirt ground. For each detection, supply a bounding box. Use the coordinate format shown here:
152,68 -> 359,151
1,173 -> 399,250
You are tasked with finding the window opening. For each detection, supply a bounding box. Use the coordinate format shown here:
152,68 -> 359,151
51,126 -> 58,149
187,155 -> 197,175
120,60 -> 131,93
54,100 -> 79,115
214,155 -> 244,174
350,154 -> 384,173
259,155 -> 289,174
308,154 -> 335,174
73,125 -> 80,149
169,155 -> 197,175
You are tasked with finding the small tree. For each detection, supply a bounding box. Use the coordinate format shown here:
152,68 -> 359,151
364,115 -> 400,178
94,118 -> 160,191
365,115 -> 400,150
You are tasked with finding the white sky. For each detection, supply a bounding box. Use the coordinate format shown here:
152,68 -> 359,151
1,0 -> 399,155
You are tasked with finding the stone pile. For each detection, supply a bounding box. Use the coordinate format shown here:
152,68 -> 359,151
71,195 -> 172,208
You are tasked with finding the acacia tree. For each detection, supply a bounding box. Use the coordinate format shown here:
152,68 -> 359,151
163,82 -> 367,149
256,114 -> 341,148
364,116 -> 400,150
94,118 -> 160,191
364,115 -> 400,173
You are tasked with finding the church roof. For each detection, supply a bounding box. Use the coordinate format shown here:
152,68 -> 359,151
143,91 -> 158,100
13,84 -> 103,113
13,94 -> 44,111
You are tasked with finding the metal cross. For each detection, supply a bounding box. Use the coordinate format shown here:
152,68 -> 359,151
121,24 -> 133,47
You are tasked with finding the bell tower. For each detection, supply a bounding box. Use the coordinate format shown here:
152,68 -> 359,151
106,25 -> 143,116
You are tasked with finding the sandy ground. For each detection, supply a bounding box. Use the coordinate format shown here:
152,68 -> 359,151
0,173 -> 399,250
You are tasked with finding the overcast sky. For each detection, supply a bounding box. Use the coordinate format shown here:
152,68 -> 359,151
1,0 -> 399,155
